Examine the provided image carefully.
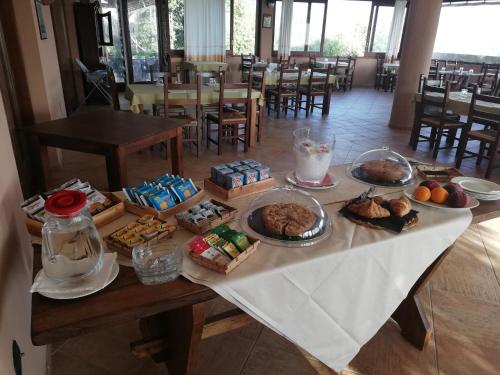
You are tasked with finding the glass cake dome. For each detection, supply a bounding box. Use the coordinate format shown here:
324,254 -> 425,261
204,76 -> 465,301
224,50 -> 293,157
240,186 -> 332,248
347,147 -> 414,187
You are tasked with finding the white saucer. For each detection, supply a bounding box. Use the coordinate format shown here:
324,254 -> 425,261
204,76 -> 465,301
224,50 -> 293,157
37,262 -> 119,300
451,177 -> 500,195
404,190 -> 479,211
286,171 -> 338,190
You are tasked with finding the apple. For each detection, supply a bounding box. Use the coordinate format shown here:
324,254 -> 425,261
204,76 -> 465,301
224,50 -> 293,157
447,191 -> 470,208
420,180 -> 440,190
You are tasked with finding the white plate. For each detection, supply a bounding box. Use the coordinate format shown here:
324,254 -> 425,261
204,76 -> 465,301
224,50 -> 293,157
37,262 -> 119,300
404,190 -> 479,211
451,177 -> 500,195
286,171 -> 338,190
466,192 -> 500,201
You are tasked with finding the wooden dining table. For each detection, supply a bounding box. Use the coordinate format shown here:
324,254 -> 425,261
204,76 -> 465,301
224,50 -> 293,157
28,110 -> 187,191
30,168 -> 500,375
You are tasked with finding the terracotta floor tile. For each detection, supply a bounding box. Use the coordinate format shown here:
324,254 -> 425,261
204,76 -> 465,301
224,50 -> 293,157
50,352 -> 116,375
431,288 -> 500,375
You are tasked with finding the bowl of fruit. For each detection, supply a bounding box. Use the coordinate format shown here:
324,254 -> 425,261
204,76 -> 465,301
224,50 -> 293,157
405,180 -> 479,210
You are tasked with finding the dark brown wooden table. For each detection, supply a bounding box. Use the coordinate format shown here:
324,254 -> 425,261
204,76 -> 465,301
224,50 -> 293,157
31,200 -> 500,375
28,110 -> 187,191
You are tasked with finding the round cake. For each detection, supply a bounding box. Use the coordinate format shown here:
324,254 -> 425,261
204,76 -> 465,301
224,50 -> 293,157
261,203 -> 316,237
359,160 -> 406,183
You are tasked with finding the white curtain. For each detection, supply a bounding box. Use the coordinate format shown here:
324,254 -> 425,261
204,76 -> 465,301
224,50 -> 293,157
184,0 -> 225,62
278,0 -> 294,59
385,0 -> 407,62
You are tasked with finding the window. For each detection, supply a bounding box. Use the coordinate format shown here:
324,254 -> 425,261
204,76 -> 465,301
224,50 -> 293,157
168,0 -> 184,50
273,0 -> 327,53
323,0 -> 372,57
434,3 -> 500,57
369,6 -> 394,52
226,0 -> 258,55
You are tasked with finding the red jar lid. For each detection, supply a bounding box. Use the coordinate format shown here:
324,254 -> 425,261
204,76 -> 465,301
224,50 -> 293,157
45,190 -> 87,216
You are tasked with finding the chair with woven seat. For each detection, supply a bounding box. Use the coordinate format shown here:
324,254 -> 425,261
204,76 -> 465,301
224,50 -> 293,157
477,63 -> 500,95
299,66 -> 331,117
374,56 -> 389,90
251,65 -> 267,142
206,71 -> 252,155
309,55 -> 317,69
267,68 -> 301,118
241,54 -> 255,82
411,79 -> 467,159
164,71 -> 202,157
456,92 -> 500,178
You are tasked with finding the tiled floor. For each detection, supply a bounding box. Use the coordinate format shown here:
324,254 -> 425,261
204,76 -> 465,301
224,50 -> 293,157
46,89 -> 500,374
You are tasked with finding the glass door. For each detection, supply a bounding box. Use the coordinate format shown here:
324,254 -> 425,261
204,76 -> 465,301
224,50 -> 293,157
100,0 -> 126,84
123,0 -> 160,83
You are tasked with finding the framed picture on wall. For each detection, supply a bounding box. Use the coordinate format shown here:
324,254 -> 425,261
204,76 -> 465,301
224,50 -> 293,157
262,14 -> 272,29
35,1 -> 48,40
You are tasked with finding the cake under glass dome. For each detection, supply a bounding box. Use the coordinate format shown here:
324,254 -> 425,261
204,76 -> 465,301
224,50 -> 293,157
240,186 -> 332,248
347,147 -> 414,187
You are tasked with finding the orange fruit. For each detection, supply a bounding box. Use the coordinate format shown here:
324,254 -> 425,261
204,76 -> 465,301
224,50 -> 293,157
431,187 -> 449,204
413,186 -> 431,202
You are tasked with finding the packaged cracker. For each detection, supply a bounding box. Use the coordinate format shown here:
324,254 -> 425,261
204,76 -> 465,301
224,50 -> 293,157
234,165 -> 250,173
224,172 -> 244,189
150,189 -> 176,211
211,164 -> 227,181
171,179 -> 198,201
255,165 -> 271,180
226,161 -> 242,169
21,195 -> 45,218
216,167 -> 234,187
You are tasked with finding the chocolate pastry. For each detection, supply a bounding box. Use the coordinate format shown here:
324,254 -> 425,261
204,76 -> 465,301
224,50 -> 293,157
389,196 -> 411,217
359,160 -> 406,183
261,203 -> 316,237
346,198 -> 391,219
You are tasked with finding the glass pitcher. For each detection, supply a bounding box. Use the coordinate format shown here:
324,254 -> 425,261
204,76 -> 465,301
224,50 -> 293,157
293,127 -> 335,184
41,190 -> 103,283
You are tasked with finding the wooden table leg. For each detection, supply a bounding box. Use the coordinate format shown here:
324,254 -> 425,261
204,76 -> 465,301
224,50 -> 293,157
170,127 -> 184,177
38,144 -> 51,190
138,303 -> 206,375
391,245 -> 454,349
105,147 -> 127,191
248,99 -> 257,148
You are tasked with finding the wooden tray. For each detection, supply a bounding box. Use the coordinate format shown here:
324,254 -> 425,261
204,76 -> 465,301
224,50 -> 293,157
26,192 -> 125,237
416,166 -> 463,182
176,200 -> 237,234
189,236 -> 260,274
125,187 -> 204,220
104,218 -> 176,258
203,177 -> 275,201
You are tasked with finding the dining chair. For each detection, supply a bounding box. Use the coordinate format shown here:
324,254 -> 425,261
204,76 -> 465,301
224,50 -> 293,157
107,67 -> 121,111
241,54 -> 255,82
251,65 -> 267,142
164,71 -> 203,157
411,79 -> 466,159
456,91 -> 500,178
478,63 -> 500,95
374,56 -> 389,90
206,71 -> 252,155
267,68 -> 302,118
75,58 -> 112,110
309,55 -> 317,69
428,59 -> 438,80
299,66 -> 331,117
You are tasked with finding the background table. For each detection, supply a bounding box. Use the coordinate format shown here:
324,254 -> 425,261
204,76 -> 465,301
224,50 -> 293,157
182,61 -> 228,72
126,84 -> 263,147
315,60 -> 349,68
31,166 -> 499,374
252,71 -> 337,86
28,110 -> 186,191
415,91 -> 500,116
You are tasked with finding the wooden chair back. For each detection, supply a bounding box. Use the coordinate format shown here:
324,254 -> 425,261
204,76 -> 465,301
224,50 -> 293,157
164,71 -> 201,121
216,70 -> 253,122
479,63 -> 500,91
107,67 -> 120,111
306,66 -> 331,94
309,55 -> 317,69
421,78 -> 451,122
251,65 -> 267,95
376,56 -> 385,75
467,88 -> 500,126
241,54 -> 255,82
277,68 -> 301,94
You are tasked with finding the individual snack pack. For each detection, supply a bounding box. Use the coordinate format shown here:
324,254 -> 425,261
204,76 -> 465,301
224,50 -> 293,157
187,224 -> 252,263
20,178 -> 114,222
176,200 -> 230,226
108,214 -> 176,249
123,174 -> 198,211
210,160 -> 271,189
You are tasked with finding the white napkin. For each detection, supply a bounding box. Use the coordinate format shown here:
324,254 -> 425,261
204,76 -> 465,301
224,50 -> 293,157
31,252 -> 117,294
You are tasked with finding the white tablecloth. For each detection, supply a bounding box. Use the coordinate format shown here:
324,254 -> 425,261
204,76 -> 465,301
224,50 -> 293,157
182,172 -> 472,372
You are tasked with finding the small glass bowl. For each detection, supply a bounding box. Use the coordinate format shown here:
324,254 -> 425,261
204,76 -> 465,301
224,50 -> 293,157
132,240 -> 182,285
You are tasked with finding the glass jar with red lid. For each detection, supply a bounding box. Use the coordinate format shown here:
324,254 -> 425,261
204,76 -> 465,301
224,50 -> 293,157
41,190 -> 103,282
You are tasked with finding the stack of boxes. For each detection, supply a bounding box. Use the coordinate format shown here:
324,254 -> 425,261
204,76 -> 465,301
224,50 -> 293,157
211,159 -> 271,190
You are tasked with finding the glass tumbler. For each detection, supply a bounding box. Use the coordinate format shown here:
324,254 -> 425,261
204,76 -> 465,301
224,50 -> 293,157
132,240 -> 183,285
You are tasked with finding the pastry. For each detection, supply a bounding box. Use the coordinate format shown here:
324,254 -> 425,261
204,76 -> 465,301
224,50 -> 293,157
389,196 -> 411,217
346,198 -> 391,218
261,203 -> 316,237
359,160 -> 406,183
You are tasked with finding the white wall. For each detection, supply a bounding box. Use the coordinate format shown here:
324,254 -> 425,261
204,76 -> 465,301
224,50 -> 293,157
0,92 -> 46,374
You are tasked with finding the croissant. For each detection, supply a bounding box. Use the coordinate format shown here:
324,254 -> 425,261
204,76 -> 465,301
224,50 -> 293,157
389,196 -> 411,217
347,198 -> 391,219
